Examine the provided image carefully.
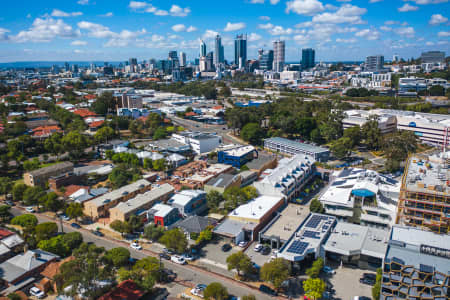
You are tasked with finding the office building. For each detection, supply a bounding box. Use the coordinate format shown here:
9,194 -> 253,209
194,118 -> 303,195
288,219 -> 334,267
147,203 -> 180,227
381,226 -> 450,300
217,145 -> 257,168
23,162 -> 74,187
273,40 -> 285,72
392,54 -> 399,62
343,110 -> 397,134
200,40 -> 206,57
168,50 -> 180,71
171,131 -> 222,154
167,190 -> 207,217
397,153 -> 450,234
259,50 -> 274,70
301,48 -> 315,70
319,168 -> 400,229
179,52 -> 186,67
214,34 -> 225,67
421,51 -> 445,64
253,154 -> 316,201
365,55 -> 384,72
116,93 -> 143,110
234,34 -> 247,69
264,137 -> 330,161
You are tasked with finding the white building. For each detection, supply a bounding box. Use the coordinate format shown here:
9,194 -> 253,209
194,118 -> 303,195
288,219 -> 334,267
253,154 -> 315,201
319,168 -> 400,229
280,71 -> 300,83
343,110 -> 397,134
171,132 -> 221,154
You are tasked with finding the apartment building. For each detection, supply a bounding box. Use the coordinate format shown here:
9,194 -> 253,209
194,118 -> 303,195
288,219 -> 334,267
397,153 -> 450,234
343,110 -> 397,134
167,189 -> 207,217
23,162 -> 74,187
264,137 -> 330,162
171,131 -> 221,154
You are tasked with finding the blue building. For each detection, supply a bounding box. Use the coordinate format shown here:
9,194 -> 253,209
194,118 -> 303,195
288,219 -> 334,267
218,145 -> 257,168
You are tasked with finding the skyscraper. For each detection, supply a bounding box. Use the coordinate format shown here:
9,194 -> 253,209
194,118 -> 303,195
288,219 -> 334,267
273,40 -> 285,72
179,52 -> 186,67
200,40 -> 207,57
260,50 -> 274,70
365,55 -> 384,72
214,34 -> 225,67
168,50 -> 180,71
234,34 -> 247,69
129,58 -> 138,66
301,48 -> 315,70
420,51 -> 445,63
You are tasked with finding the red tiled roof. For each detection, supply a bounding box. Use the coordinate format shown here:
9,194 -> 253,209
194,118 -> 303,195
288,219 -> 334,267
32,125 -> 62,137
185,112 -> 197,117
212,106 -> 223,110
64,185 -> 88,197
84,94 -> 97,100
0,229 -> 13,239
88,120 -> 104,128
73,109 -> 97,118
97,280 -> 145,300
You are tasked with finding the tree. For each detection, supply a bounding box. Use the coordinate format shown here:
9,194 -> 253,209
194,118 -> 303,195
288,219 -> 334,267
429,85 -> 445,96
196,227 -> 213,245
383,131 -> 417,172
118,256 -> 161,291
330,137 -> 352,160
343,126 -> 361,148
361,115 -> 382,150
94,126 -> 115,144
143,224 -> 164,241
38,232 -> 83,257
66,203 -> 83,221
11,214 -> 38,228
240,123 -> 265,145
0,205 -> 11,223
152,159 -> 166,171
7,293 -> 21,300
0,177 -> 12,197
44,132 -> 64,159
260,258 -> 291,290
226,251 -> 254,277
206,190 -> 224,211
104,247 -> 130,268
41,192 -> 63,212
319,110 -> 344,143
242,295 -> 256,300
23,186 -> 45,207
143,158 -> 153,170
372,268 -> 382,300
110,220 -> 130,237
12,183 -> 27,202
220,86 -> 232,98
203,282 -> 228,300
153,127 -> 167,140
159,228 -> 188,253
92,92 -> 114,116
309,198 -> 324,214
62,131 -> 88,160
305,258 -> 324,278
23,158 -> 40,171
35,222 -> 58,242
302,278 -> 326,300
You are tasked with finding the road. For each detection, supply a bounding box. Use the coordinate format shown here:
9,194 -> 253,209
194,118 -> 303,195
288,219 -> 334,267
10,208 -> 278,300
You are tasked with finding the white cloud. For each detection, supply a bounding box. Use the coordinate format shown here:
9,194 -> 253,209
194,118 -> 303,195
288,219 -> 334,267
77,0 -> 90,4
438,31 -> 450,37
312,4 -> 367,24
337,0 -> 351,2
385,20 -> 399,25
73,49 -> 84,53
71,40 -> 87,46
78,20 -> 146,47
224,22 -> 246,32
380,26 -> 392,31
78,21 -> 114,38
395,26 -> 415,37
285,0 -> 325,16
14,18 -> 80,42
0,28 -> 10,41
169,5 -> 191,17
426,41 -> 434,46
259,23 -> 274,29
155,10 -> 169,16
355,28 -> 380,40
369,0 -> 383,2
100,12 -> 114,17
187,26 -> 197,32
259,16 -> 270,21
268,25 -> 293,35
51,9 -> 83,17
129,1 -> 148,9
250,0 -> 265,3
203,29 -> 219,39
172,24 -> 186,32
404,0 -> 448,4
248,33 -> 262,41
398,4 -> 418,12
336,37 -> 357,43
270,0 -> 281,3
429,14 -> 448,25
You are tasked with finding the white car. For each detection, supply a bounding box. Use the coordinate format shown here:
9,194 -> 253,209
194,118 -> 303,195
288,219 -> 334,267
26,207 -> 35,213
30,287 -> 45,299
130,242 -> 142,250
254,243 -> 263,252
61,215 -> 70,221
171,255 -> 186,265
182,253 -> 195,261
238,241 -> 248,247
191,284 -> 207,298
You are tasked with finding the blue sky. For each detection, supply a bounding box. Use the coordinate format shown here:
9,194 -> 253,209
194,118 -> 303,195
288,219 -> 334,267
0,0 -> 449,62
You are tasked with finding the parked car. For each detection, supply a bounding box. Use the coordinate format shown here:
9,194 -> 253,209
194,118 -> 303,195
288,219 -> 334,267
60,215 -> 70,221
25,206 -> 35,213
360,277 -> 375,285
70,223 -> 81,229
191,284 -> 207,298
5,200 -> 14,206
92,230 -> 104,237
171,255 -> 186,265
221,243 -> 232,252
30,287 -> 45,299
259,284 -> 277,296
130,242 -> 142,250
254,243 -> 263,252
182,253 -> 195,261
238,241 -> 248,248
159,253 -> 171,260
160,268 -> 177,283
323,266 -> 336,275
261,246 -> 271,255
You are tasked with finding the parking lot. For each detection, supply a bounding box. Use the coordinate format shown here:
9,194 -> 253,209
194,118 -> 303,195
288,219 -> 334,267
195,238 -> 240,273
327,266 -> 374,300
244,242 -> 274,267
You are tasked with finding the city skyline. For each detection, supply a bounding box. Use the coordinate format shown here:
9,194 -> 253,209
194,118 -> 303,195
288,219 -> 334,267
0,0 -> 449,63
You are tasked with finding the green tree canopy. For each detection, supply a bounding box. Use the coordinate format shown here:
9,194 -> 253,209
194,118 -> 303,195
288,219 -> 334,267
260,258 -> 291,290
66,202 -> 83,220
305,258 -> 324,278
104,247 -> 131,268
240,123 -> 265,145
226,251 -> 254,277
159,228 -> 188,253
204,282 -> 229,300
302,278 -> 326,300
11,214 -> 38,228
35,222 -> 58,242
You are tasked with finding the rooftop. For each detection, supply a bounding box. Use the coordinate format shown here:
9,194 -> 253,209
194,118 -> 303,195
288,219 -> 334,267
213,218 -> 249,238
220,145 -> 255,157
87,179 -> 150,208
205,173 -> 240,188
97,280 -> 145,300
150,203 -> 176,218
323,222 -> 389,259
27,161 -> 73,177
265,137 -> 329,154
169,189 -> 205,206
228,195 -> 283,221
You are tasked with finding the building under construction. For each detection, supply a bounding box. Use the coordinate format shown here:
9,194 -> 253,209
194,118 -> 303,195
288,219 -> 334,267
397,153 -> 450,234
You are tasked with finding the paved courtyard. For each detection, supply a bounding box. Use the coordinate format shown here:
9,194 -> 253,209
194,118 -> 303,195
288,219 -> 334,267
327,266 -> 374,300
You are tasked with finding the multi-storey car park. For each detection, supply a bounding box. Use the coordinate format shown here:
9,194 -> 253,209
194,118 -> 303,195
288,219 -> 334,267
397,153 -> 450,234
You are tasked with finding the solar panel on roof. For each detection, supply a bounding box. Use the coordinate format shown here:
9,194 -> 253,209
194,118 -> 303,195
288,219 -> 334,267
287,240 -> 308,254
303,230 -> 320,239
305,215 -> 329,228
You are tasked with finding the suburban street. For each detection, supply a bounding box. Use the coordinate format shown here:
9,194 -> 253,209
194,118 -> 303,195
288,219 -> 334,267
10,207 -> 278,300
